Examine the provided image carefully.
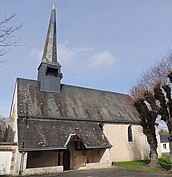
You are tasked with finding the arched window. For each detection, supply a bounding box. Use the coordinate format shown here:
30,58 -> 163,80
128,125 -> 133,142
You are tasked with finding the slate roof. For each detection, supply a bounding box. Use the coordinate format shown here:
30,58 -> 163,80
160,134 -> 169,143
18,118 -> 111,151
42,4 -> 59,64
17,78 -> 140,124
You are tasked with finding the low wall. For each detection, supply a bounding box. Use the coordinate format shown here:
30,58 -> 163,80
86,162 -> 111,169
23,166 -> 63,175
79,162 -> 111,170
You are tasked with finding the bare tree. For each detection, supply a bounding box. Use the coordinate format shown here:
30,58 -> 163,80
153,76 -> 172,170
0,13 -> 22,63
130,79 -> 159,167
0,115 -> 7,141
130,54 -> 172,170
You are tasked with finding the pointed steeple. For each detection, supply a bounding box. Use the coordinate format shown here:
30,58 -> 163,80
37,5 -> 62,93
42,5 -> 59,65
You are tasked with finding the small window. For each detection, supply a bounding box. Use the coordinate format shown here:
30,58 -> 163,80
128,125 -> 133,142
46,67 -> 58,77
163,143 -> 167,149
75,141 -> 86,150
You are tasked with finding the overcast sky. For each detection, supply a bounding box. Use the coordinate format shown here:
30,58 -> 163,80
1,0 -> 172,117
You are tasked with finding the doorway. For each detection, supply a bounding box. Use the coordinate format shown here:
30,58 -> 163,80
63,149 -> 70,170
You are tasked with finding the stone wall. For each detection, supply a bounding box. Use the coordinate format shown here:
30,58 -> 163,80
23,166 -> 63,175
104,123 -> 158,162
67,141 -> 111,170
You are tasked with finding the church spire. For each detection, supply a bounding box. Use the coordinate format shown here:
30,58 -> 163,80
42,5 -> 59,65
37,5 -> 62,93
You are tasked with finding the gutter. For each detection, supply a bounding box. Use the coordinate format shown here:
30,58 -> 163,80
85,145 -> 112,149
18,115 -> 140,125
18,147 -> 67,152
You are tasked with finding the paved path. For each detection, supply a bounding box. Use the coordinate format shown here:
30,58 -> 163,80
21,168 -> 172,177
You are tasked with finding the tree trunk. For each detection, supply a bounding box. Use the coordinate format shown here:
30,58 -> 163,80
147,159 -> 159,168
147,145 -> 159,168
135,99 -> 159,168
146,130 -> 159,168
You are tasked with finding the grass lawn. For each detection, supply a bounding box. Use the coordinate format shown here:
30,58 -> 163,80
113,155 -> 171,173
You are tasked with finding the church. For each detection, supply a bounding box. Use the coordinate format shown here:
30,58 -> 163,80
0,6 -> 160,176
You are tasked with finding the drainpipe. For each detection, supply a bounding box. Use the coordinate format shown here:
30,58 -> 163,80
19,115 -> 28,175
19,142 -> 25,176
19,151 -> 25,175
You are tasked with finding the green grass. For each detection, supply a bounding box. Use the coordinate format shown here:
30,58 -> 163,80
159,155 -> 171,170
113,155 -> 171,173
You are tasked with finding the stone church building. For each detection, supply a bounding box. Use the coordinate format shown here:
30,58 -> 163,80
0,6 -> 160,176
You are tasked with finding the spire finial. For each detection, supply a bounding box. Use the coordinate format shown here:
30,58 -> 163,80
52,3 -> 55,10
42,5 -> 59,65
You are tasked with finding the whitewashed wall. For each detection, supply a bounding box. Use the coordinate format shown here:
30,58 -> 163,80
0,151 -> 12,175
103,123 -> 161,162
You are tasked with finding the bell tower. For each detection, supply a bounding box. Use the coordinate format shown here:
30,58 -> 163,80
37,5 -> 62,93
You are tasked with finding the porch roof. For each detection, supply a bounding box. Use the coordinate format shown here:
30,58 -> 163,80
18,118 -> 112,151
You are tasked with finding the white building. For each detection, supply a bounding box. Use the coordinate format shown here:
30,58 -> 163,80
160,135 -> 169,155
